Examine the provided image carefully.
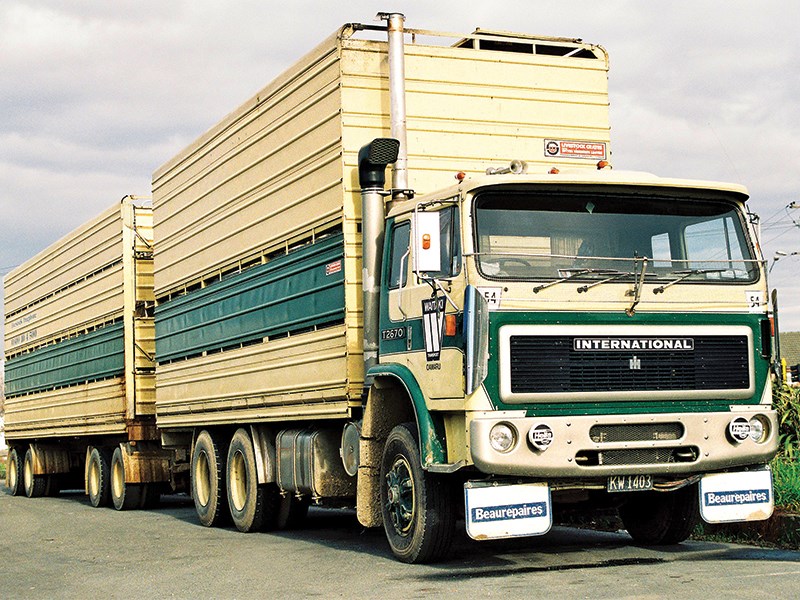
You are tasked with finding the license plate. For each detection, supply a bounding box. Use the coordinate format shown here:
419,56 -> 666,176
607,474 -> 653,493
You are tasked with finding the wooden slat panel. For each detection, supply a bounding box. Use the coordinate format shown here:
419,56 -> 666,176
155,326 -> 358,427
3,378 -> 127,439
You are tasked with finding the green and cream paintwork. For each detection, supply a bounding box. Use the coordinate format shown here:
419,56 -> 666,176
374,169 -> 778,477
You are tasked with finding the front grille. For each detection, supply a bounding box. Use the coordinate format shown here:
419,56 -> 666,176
575,446 -> 699,467
509,335 -> 749,394
589,423 -> 684,443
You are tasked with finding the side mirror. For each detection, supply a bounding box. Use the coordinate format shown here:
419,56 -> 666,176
413,211 -> 441,275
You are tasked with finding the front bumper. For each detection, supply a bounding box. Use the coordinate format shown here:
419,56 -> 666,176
469,409 -> 778,478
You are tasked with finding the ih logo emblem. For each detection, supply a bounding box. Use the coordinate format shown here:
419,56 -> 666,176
629,355 -> 641,370
421,296 -> 446,361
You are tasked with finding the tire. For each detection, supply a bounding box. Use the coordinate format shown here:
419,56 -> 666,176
191,430 -> 230,527
6,447 -> 25,496
23,447 -> 46,498
276,495 -> 310,530
380,423 -> 456,564
111,447 -> 142,510
226,428 -> 280,532
87,447 -> 112,508
620,484 -> 700,545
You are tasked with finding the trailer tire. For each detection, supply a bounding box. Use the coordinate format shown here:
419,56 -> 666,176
226,428 -> 279,532
192,430 -> 230,527
620,483 -> 700,545
23,447 -> 46,498
110,447 -> 142,510
6,447 -> 25,496
87,447 -> 112,507
380,423 -> 456,564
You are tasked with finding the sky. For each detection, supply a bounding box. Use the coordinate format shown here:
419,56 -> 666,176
1,0 -> 799,332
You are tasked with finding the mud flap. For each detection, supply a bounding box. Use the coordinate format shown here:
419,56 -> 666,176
464,481 -> 552,540
699,468 -> 774,523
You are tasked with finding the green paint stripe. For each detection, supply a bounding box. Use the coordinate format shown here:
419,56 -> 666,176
5,321 -> 124,397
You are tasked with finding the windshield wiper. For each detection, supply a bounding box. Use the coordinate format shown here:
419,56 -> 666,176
533,269 -> 619,294
625,257 -> 648,316
577,270 -> 630,293
652,268 -> 730,294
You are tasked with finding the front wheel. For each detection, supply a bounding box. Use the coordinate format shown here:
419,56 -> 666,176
619,484 -> 700,545
380,423 -> 456,564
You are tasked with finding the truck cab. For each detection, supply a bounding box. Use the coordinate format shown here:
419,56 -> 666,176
368,165 -> 777,559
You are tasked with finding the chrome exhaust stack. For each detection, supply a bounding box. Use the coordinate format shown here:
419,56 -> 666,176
378,12 -> 409,199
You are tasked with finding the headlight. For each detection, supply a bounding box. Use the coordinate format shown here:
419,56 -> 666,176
749,416 -> 769,443
489,423 -> 517,453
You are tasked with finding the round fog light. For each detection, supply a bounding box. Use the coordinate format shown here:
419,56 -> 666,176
728,416 -> 751,443
528,423 -> 554,451
748,416 -> 768,443
489,423 -> 517,453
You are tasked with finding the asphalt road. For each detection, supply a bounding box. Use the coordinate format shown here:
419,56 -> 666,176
2,489 -> 800,599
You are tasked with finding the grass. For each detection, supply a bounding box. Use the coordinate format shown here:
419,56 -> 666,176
773,456 -> 800,513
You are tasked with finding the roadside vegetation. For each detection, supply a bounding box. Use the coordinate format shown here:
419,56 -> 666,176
772,384 -> 800,512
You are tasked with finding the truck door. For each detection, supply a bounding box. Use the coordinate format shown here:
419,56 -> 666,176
385,204 -> 464,398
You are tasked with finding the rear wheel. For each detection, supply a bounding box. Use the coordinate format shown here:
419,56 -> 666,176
111,447 -> 141,510
380,423 -> 456,563
191,430 -> 229,527
23,448 -> 46,498
226,428 -> 280,532
620,484 -> 700,545
87,447 -> 112,507
6,447 -> 25,496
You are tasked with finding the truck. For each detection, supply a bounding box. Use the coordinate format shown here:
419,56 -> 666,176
5,14 -> 779,564
3,197 -> 168,509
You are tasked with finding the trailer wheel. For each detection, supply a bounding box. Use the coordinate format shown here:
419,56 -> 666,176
226,428 -> 279,532
191,430 -> 229,527
87,448 -> 112,507
23,447 -> 46,498
6,447 -> 25,496
380,423 -> 456,563
620,484 -> 700,545
110,447 -> 142,510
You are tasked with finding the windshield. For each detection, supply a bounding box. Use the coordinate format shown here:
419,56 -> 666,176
473,189 -> 759,283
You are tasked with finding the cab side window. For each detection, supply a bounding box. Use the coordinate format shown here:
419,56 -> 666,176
388,222 -> 410,289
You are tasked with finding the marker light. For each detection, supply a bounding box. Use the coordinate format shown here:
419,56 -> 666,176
444,314 -> 457,337
455,171 -> 466,182
548,168 -> 560,174
422,233 -> 431,250
489,423 -> 517,453
596,160 -> 611,170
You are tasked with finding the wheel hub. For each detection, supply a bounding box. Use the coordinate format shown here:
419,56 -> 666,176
385,456 -> 415,536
